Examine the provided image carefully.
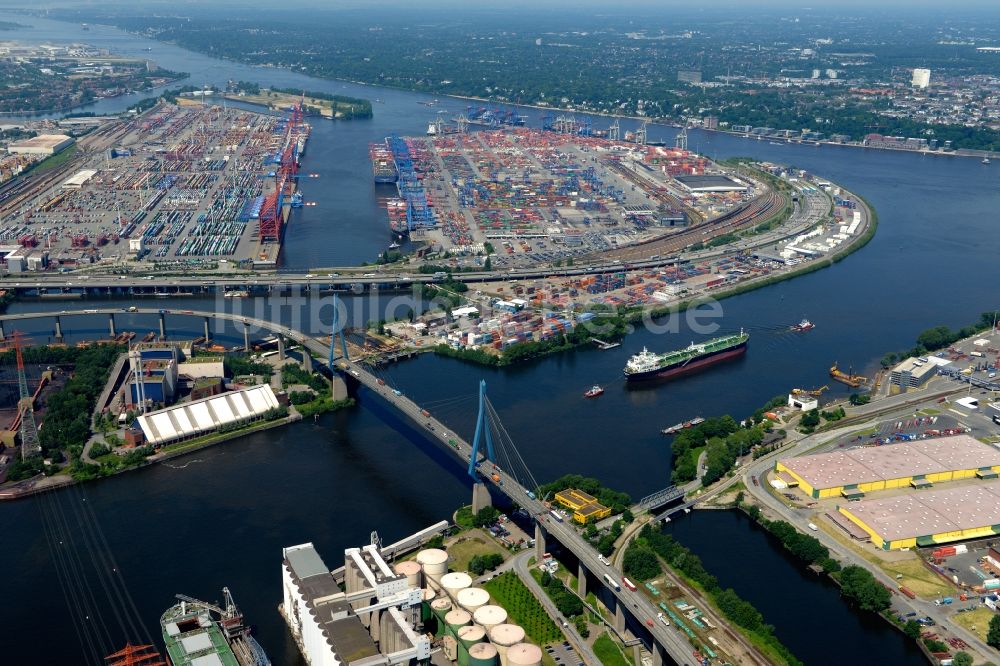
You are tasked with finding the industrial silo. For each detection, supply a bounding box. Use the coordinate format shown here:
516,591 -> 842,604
488,623 -> 525,666
506,643 -> 543,666
421,588 -> 437,624
457,587 -> 490,614
473,605 -> 507,632
441,571 -> 473,601
445,608 -> 473,636
457,625 -> 487,666
468,642 -> 499,666
394,560 -> 423,589
416,548 -> 449,587
430,597 -> 453,626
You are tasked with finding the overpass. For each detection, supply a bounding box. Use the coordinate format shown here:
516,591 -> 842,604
2,306 -> 694,665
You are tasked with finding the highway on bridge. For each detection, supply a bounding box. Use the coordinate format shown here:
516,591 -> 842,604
2,306 -> 696,665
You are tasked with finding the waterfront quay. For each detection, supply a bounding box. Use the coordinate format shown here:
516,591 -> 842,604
0,101 -> 304,272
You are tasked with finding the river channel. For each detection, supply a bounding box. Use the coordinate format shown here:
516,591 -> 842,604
1,10 -> 997,665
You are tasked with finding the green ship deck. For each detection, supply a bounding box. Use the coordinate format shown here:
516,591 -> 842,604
657,331 -> 749,364
161,606 -> 240,666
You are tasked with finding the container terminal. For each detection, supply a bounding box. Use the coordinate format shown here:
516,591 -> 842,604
0,101 -> 308,272
370,127 -> 752,261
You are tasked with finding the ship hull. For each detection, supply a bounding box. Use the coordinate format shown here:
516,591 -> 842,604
625,341 -> 747,381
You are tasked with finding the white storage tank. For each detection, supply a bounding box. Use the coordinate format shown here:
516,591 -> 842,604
507,643 -> 543,666
458,624 -> 487,649
430,597 -> 452,624
468,642 -> 499,666
445,608 -> 473,635
473,604 -> 507,631
394,560 -> 423,589
416,548 -> 449,586
441,571 -> 473,600
457,587 -> 490,614
489,624 -> 526,666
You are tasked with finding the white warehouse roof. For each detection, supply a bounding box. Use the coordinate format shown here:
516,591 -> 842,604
137,385 -> 280,445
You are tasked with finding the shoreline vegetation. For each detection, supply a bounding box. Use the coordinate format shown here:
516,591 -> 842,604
431,186 -> 876,369
0,344 -> 356,499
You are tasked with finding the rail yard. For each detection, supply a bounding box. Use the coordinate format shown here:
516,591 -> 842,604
0,101 -> 307,272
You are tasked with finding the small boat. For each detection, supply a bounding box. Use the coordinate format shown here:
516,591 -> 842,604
388,241 -> 400,249
983,157 -> 991,165
584,385 -> 604,398
791,318 -> 815,332
661,416 -> 704,435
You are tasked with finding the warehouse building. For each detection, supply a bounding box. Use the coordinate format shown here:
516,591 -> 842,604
888,356 -> 946,394
837,480 -> 1000,550
6,134 -> 74,156
135,384 -> 280,446
674,174 -> 748,193
775,435 -> 1000,499
554,488 -> 612,523
281,541 -> 430,666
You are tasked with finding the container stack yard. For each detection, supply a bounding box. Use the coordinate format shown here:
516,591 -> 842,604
0,102 -> 308,272
371,128 -> 766,265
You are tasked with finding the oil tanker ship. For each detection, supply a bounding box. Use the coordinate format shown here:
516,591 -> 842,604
624,330 -> 749,381
161,588 -> 270,666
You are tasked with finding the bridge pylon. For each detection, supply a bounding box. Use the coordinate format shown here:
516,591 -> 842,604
468,379 -> 496,478
328,294 -> 349,368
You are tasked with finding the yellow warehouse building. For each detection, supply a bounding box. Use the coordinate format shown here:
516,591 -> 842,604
553,488 -> 612,524
775,434 -> 1000,500
836,480 -> 1000,550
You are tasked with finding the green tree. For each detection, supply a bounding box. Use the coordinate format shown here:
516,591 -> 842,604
952,652 -> 973,666
838,565 -> 891,613
988,614 -> 1000,650
903,620 -> 921,640
484,256 -> 492,271
622,544 -> 661,581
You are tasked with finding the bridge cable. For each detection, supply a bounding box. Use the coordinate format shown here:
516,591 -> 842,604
484,398 -> 540,493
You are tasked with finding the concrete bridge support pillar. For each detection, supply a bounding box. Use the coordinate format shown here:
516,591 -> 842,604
54,316 -> 63,341
651,643 -> 665,666
158,313 -> 166,340
534,523 -> 546,563
0,321 -> 5,341
331,373 -> 348,401
203,317 -> 211,342
108,314 -> 116,339
577,561 -> 587,598
614,601 -> 625,633
277,335 -> 285,361
301,347 -> 312,373
243,324 -> 250,352
632,643 -> 642,666
471,482 -> 492,514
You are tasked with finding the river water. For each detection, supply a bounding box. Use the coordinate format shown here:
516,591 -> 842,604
1,11 -> 997,665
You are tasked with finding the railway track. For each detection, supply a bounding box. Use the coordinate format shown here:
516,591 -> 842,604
602,189 -> 784,261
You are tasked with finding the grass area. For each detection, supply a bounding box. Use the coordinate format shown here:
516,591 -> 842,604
918,408 -> 941,415
157,416 -> 291,456
817,520 -> 953,598
446,532 -> 507,572
32,144 -> 78,173
483,572 -> 562,645
593,633 -> 633,666
952,607 -> 994,642
455,505 -> 475,529
879,559 -> 953,599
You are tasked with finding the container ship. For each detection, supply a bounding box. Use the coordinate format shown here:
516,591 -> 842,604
369,142 -> 398,183
624,330 -> 749,381
161,588 -> 270,666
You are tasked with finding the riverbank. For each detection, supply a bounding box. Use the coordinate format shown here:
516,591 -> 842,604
430,181 -> 874,370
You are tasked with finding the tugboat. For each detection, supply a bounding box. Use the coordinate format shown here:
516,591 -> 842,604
584,385 -> 605,398
791,318 -> 815,332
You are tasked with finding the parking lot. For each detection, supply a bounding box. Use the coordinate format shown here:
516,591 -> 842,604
545,639 -> 583,666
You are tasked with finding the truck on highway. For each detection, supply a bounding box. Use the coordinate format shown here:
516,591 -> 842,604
807,522 -> 818,531
622,577 -> 637,592
420,409 -> 430,417
603,574 -> 621,591
598,554 -> 610,566
432,271 -> 448,281
549,510 -> 563,523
